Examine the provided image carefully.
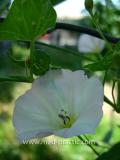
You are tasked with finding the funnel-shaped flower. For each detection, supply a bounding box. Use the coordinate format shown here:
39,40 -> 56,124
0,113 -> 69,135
78,34 -> 105,53
13,70 -> 103,141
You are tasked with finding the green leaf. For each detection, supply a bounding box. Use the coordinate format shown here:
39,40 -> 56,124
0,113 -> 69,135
0,0 -> 56,41
84,54 -> 112,71
33,50 -> 50,76
102,129 -> 113,143
36,42 -> 84,71
109,54 -> 120,80
96,142 -> 120,160
51,0 -> 65,5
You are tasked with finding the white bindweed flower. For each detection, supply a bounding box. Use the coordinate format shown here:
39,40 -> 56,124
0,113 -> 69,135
78,34 -> 105,53
13,69 -> 104,141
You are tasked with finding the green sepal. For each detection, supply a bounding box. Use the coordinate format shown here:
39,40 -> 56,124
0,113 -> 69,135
33,50 -> 50,76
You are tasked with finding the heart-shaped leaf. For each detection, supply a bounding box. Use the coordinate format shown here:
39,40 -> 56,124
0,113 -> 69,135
0,0 -> 56,41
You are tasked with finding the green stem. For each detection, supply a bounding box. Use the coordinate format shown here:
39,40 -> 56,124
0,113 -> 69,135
112,80 -> 117,107
104,95 -> 116,109
92,15 -> 108,43
78,136 -> 100,156
117,82 -> 120,107
49,22 -> 120,43
30,41 -> 35,81
104,89 -> 120,113
84,135 -> 110,149
103,70 -> 108,86
0,76 -> 32,83
90,13 -> 113,51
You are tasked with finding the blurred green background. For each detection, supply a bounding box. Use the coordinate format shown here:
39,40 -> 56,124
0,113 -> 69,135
0,0 -> 120,160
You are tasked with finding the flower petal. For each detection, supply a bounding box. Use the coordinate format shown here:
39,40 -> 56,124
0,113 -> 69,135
78,34 -> 105,53
13,69 -> 103,140
74,76 -> 103,118
54,106 -> 102,139
53,124 -> 95,138
13,70 -> 64,141
13,93 -> 55,141
52,70 -> 88,115
54,75 -> 103,138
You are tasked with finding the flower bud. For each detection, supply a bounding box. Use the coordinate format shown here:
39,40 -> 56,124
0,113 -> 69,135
85,0 -> 93,14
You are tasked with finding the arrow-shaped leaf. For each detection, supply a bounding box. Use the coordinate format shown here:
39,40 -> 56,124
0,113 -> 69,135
0,0 -> 56,41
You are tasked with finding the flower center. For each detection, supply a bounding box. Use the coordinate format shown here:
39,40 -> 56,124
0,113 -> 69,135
58,109 -> 74,128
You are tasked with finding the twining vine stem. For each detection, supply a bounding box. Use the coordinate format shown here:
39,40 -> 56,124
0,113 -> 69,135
0,18 -> 120,43
48,22 -> 120,44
